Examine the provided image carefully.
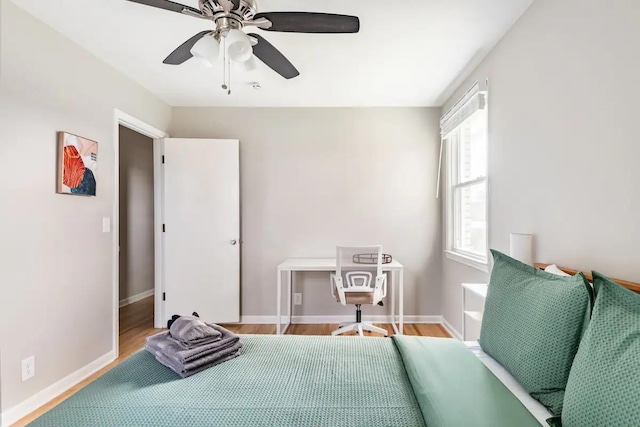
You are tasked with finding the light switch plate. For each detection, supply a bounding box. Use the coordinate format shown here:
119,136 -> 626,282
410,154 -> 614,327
102,217 -> 111,233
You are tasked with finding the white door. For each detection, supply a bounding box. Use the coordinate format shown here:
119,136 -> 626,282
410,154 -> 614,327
163,138 -> 240,323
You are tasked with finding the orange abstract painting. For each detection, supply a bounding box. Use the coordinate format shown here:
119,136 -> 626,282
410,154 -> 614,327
57,132 -> 98,196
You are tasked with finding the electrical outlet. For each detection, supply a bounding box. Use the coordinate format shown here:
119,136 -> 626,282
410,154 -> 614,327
293,293 -> 302,306
22,356 -> 35,382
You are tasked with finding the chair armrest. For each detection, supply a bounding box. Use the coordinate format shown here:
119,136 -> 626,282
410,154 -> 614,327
331,273 -> 347,306
373,274 -> 387,304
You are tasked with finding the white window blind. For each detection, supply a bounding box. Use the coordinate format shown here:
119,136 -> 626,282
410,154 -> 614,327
436,81 -> 488,198
440,82 -> 487,138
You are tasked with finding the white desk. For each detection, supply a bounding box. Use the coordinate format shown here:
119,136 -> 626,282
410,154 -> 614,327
276,258 -> 404,335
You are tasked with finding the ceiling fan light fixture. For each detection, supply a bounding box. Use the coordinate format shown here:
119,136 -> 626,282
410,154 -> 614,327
225,29 -> 253,63
190,33 -> 220,67
240,55 -> 257,71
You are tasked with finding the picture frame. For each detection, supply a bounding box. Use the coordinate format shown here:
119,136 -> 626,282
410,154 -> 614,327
56,131 -> 99,196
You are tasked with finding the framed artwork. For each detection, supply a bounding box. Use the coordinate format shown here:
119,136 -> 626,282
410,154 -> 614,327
57,131 -> 99,196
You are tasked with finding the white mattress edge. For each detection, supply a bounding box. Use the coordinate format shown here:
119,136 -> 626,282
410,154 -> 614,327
464,341 -> 552,426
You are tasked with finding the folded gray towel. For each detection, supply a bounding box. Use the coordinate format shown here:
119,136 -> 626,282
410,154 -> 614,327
166,332 -> 221,350
169,316 -> 222,344
146,333 -> 237,364
146,324 -> 239,364
152,342 -> 242,371
155,350 -> 240,378
184,340 -> 241,371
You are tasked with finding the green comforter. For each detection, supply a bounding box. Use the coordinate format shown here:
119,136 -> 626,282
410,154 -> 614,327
29,335 -> 424,427
29,335 -> 540,426
393,335 -> 541,427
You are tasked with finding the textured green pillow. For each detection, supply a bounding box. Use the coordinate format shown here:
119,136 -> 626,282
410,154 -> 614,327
561,272 -> 640,427
479,250 -> 591,415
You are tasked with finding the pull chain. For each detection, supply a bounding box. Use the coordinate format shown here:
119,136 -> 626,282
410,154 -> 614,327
226,51 -> 231,95
221,37 -> 227,91
220,37 -> 232,95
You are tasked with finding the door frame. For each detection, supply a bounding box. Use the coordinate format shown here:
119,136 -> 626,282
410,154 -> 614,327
113,109 -> 168,358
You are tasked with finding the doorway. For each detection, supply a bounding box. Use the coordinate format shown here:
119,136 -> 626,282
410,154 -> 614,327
113,109 -> 167,358
118,125 -> 156,357
112,113 -> 240,358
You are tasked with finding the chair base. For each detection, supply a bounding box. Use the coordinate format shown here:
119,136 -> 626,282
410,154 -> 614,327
331,322 -> 388,337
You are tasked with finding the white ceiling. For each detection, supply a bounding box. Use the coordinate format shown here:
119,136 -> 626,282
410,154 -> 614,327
12,0 -> 533,107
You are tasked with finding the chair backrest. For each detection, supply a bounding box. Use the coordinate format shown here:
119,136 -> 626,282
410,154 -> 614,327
345,271 -> 372,291
335,245 -> 384,278
332,245 -> 387,305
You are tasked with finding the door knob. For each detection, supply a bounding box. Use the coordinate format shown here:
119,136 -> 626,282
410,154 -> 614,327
230,240 -> 237,245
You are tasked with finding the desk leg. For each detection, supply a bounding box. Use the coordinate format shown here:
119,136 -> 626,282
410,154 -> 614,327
390,272 -> 397,334
276,269 -> 282,335
399,269 -> 404,334
284,271 -> 292,334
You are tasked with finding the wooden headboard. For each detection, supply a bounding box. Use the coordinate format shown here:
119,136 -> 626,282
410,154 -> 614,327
534,263 -> 640,294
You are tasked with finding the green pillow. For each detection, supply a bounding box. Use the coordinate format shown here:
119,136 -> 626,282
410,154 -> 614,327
561,272 -> 640,426
479,250 -> 591,415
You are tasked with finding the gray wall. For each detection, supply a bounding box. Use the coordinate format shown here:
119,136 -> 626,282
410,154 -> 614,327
118,126 -> 155,302
441,0 -> 640,335
171,108 -> 442,318
0,0 -> 171,413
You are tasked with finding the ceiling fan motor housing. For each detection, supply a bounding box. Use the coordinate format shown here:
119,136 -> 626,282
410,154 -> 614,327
235,0 -> 258,21
197,0 -> 259,36
199,0 -> 257,21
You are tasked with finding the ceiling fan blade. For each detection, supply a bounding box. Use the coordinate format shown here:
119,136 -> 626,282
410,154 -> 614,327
248,33 -> 299,79
253,12 -> 360,34
126,0 -> 201,16
163,31 -> 211,65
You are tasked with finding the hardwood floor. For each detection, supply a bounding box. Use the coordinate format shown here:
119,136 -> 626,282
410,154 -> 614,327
13,296 -> 450,426
283,322 -> 451,337
119,295 -> 156,361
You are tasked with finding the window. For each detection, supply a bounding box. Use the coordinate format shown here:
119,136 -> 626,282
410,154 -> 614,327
441,84 -> 488,270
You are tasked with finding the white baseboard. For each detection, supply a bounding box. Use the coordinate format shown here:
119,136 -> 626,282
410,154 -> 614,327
240,315 -> 290,324
119,289 -> 154,308
240,315 -> 443,324
441,317 -> 463,340
2,351 -> 115,427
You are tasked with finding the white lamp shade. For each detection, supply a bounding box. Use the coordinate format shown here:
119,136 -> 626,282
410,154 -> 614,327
225,29 -> 253,62
509,233 -> 534,265
239,55 -> 257,71
190,34 -> 220,67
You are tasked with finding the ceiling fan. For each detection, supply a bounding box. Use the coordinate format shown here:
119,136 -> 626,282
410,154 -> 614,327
126,0 -> 360,92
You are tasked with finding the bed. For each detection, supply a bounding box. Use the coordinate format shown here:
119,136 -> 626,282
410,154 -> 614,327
27,260 -> 640,427
27,335 -> 541,427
